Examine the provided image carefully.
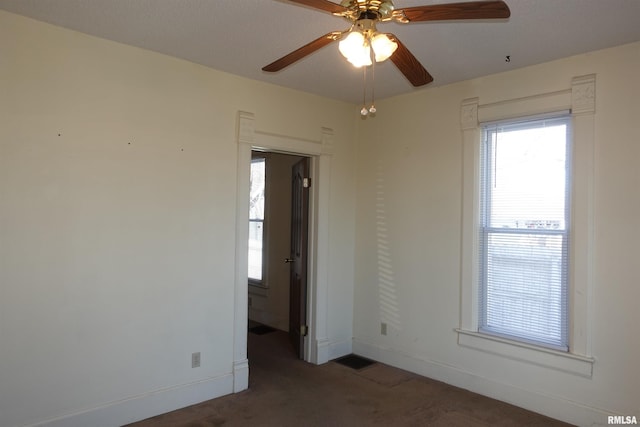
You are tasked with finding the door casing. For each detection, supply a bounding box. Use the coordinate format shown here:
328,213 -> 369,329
233,111 -> 333,391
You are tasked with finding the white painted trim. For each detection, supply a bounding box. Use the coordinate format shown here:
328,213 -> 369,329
232,111 -> 253,393
353,339 -> 607,427
458,75 -> 596,363
328,338 -> 353,361
459,98 -> 480,332
309,134 -> 333,364
569,74 -> 596,357
314,338 -> 332,365
252,131 -> 326,156
571,74 -> 596,115
27,374 -> 233,427
456,329 -> 594,377
232,359 -> 249,393
477,89 -> 572,123
234,111 -> 333,366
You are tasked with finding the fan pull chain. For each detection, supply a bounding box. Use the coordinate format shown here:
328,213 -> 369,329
361,64 -> 369,116
360,46 -> 377,117
369,57 -> 377,114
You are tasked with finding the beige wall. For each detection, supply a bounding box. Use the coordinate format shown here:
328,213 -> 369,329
353,41 -> 640,425
0,10 -> 356,427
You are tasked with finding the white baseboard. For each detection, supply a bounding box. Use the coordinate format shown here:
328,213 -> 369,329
311,338 -> 352,365
28,374 -> 234,427
353,339 -> 610,427
328,338 -> 353,361
233,358 -> 249,392
313,338 -> 331,364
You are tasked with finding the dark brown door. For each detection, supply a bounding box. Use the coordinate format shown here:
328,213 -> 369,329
289,157 -> 310,358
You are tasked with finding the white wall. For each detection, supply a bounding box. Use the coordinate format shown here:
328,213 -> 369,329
0,11 -> 355,427
353,41 -> 640,426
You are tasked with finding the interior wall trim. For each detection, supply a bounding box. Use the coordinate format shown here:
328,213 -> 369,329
26,374 -> 233,427
352,339 -> 606,427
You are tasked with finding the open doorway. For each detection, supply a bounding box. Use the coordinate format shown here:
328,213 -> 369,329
247,151 -> 310,360
233,113 -> 333,392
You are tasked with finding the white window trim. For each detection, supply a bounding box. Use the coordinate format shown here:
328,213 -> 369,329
249,153 -> 269,288
458,75 -> 596,377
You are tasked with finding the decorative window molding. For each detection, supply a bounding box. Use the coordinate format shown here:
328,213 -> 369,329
458,75 -> 596,376
571,74 -> 596,115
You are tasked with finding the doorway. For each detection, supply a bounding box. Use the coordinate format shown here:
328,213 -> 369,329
233,112 -> 333,392
247,151 -> 309,359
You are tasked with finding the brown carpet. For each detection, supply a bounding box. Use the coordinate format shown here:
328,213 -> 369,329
126,329 -> 572,427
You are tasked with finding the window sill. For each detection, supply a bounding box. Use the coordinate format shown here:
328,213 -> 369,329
455,329 -> 594,378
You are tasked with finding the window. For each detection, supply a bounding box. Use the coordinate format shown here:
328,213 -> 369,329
459,79 -> 595,375
248,156 -> 266,285
479,115 -> 571,351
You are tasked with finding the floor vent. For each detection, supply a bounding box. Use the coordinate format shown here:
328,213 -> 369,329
334,354 -> 376,370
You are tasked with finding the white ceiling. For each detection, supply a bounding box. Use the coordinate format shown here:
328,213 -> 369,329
2,0 -> 640,104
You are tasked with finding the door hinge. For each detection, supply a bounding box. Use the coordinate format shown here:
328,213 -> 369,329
303,177 -> 310,188
300,325 -> 308,337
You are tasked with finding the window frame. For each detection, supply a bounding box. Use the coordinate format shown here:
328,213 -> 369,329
478,114 -> 572,351
457,76 -> 596,377
248,153 -> 268,288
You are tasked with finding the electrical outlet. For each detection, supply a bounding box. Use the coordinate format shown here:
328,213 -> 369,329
192,352 -> 201,368
381,322 -> 387,336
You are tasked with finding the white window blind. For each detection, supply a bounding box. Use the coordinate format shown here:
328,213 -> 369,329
479,114 -> 571,351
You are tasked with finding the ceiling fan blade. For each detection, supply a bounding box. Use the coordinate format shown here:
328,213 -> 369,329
388,35 -> 433,87
262,32 -> 341,72
285,0 -> 349,14
398,1 -> 510,22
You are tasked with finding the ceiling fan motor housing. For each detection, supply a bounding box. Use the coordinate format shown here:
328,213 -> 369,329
339,0 -> 396,22
354,17 -> 378,36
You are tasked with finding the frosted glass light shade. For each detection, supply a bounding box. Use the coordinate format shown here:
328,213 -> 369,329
338,31 -> 372,68
371,33 -> 397,62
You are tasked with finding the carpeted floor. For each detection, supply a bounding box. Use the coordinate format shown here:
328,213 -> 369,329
126,328 -> 572,426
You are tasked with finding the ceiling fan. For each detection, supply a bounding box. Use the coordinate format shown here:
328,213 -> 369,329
262,0 -> 511,87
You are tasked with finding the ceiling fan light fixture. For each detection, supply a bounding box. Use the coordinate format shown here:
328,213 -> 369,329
264,0 -> 509,90
371,33 -> 397,62
338,31 -> 373,67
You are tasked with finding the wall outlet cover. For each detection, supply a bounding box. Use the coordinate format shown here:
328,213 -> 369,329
192,352 -> 201,368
